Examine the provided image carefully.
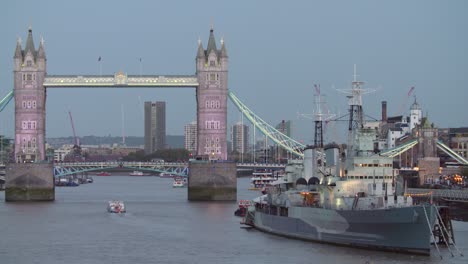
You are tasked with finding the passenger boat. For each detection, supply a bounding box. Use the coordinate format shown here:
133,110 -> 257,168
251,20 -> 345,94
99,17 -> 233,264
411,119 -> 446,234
107,200 -> 126,213
249,170 -> 283,190
129,171 -> 145,176
159,172 -> 175,178
96,171 -> 111,176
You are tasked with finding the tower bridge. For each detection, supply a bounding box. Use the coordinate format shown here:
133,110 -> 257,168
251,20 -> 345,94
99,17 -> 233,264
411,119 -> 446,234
13,26 -> 228,163
1,26 -> 299,202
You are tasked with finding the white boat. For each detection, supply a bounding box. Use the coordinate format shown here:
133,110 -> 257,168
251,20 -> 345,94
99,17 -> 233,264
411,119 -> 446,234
129,171 -> 145,176
172,177 -> 186,188
107,200 -> 126,213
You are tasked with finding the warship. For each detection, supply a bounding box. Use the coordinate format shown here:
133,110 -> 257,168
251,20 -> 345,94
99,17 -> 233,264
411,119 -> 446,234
242,73 -> 454,256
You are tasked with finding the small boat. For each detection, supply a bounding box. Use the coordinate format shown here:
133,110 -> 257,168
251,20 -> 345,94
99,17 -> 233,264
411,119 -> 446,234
234,200 -> 251,217
129,171 -> 145,176
107,200 -> 126,213
172,177 -> 186,188
96,171 -> 111,176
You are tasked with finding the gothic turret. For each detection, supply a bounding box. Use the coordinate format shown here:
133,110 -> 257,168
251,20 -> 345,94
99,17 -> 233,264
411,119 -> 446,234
37,36 -> 46,59
14,38 -> 23,59
220,38 -> 228,58
197,39 -> 205,59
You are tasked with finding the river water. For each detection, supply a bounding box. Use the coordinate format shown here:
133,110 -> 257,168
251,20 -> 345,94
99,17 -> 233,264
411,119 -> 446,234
1,176 -> 467,264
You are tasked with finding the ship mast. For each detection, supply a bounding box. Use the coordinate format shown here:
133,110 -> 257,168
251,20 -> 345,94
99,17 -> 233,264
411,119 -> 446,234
337,65 -> 375,160
313,84 -> 335,149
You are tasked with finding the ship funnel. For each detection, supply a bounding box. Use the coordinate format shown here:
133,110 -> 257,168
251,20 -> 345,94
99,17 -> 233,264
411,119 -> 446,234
303,146 -> 318,182
325,143 -> 340,177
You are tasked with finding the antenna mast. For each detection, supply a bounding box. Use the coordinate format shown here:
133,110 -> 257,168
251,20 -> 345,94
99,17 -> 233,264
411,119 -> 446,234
336,65 -> 375,159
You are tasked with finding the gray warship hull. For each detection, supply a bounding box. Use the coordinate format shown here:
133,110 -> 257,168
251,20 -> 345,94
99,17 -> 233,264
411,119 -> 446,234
250,205 -> 436,255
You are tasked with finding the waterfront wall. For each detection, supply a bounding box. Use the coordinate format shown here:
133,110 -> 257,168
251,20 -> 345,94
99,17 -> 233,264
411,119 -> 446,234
188,160 -> 236,201
5,163 -> 55,201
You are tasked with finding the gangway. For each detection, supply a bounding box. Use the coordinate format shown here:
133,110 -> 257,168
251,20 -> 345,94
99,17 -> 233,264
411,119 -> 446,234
228,91 -> 305,157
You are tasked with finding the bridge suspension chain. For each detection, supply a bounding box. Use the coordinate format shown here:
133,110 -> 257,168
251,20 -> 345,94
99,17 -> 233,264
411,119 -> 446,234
228,91 -> 305,157
437,141 -> 468,165
379,139 -> 419,158
0,90 -> 14,112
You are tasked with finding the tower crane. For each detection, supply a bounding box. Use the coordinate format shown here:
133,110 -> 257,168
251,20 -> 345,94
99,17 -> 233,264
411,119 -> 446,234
397,86 -> 415,115
68,111 -> 81,157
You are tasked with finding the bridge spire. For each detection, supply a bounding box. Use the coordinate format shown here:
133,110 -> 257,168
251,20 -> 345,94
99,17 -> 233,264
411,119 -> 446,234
206,27 -> 217,56
24,27 -> 36,58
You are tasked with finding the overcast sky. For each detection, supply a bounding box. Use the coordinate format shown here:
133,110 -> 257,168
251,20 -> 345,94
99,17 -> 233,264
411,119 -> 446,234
0,0 -> 466,145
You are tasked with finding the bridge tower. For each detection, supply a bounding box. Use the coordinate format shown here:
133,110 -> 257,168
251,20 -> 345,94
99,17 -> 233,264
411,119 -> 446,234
195,27 -> 228,160
13,27 -> 47,162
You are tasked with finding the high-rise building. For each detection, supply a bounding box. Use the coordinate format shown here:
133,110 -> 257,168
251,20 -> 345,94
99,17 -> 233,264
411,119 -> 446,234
144,101 -> 166,154
184,121 -> 197,154
275,120 -> 292,137
231,122 -> 249,154
275,120 -> 292,162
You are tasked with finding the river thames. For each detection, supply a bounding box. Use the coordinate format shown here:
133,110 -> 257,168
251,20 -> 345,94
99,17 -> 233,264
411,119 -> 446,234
1,176 -> 467,264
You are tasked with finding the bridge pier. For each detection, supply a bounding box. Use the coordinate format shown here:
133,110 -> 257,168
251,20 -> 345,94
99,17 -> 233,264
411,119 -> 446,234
188,160 -> 236,201
5,163 -> 55,202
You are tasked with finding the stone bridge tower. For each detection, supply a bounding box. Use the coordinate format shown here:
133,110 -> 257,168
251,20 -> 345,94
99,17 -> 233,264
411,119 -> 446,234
196,27 -> 228,160
13,28 -> 47,162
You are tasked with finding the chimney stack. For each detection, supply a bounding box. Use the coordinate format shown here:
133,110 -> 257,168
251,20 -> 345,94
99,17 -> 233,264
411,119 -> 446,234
382,101 -> 387,122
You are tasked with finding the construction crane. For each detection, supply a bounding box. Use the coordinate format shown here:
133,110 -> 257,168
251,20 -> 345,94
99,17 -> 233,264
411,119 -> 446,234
397,86 -> 415,115
68,111 -> 82,157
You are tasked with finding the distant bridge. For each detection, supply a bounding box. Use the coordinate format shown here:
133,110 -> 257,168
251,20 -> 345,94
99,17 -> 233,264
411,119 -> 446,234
53,161 -> 286,177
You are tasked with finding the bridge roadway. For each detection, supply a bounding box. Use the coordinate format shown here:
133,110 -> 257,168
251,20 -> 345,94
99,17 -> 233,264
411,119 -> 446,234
43,74 -> 199,88
54,161 -> 286,177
